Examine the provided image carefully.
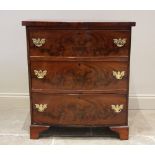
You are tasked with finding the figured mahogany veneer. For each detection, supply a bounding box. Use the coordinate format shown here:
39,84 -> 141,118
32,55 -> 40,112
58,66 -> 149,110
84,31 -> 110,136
22,21 -> 135,140
31,61 -> 128,92
29,30 -> 130,57
32,93 -> 127,126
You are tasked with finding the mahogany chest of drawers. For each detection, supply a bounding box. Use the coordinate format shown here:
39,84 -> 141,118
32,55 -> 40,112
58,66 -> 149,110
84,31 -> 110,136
22,21 -> 135,140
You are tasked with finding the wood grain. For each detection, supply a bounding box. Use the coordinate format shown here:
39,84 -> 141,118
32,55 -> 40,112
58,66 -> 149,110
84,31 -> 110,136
22,21 -> 136,29
29,30 -> 130,57
32,93 -> 127,126
22,21 -> 135,140
31,61 -> 128,92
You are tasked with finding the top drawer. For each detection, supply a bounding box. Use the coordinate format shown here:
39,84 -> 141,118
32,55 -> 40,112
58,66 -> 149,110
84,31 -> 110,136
28,29 -> 131,57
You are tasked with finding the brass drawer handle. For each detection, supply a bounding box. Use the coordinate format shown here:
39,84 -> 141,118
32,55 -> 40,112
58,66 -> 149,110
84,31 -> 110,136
35,104 -> 47,112
32,38 -> 46,47
112,71 -> 125,80
34,70 -> 47,79
111,104 -> 123,113
113,38 -> 126,47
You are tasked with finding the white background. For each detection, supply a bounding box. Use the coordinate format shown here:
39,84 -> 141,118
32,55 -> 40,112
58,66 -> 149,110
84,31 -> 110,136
0,0 -> 155,152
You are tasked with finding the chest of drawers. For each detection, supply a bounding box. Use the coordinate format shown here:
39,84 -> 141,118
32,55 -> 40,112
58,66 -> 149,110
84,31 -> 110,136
22,21 -> 135,140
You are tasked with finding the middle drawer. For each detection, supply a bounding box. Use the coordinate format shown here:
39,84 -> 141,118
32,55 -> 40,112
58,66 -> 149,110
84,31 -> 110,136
31,61 -> 128,92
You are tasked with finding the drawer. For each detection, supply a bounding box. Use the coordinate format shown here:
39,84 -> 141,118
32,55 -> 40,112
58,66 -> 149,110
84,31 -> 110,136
28,29 -> 130,57
31,61 -> 128,92
32,93 -> 127,126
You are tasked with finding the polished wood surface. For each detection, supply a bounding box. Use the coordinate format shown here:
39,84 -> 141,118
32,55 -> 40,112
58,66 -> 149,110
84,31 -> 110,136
22,21 -> 136,29
30,125 -> 50,139
29,30 -> 130,57
110,126 -> 129,140
31,61 -> 128,91
23,21 -> 135,139
32,93 -> 127,126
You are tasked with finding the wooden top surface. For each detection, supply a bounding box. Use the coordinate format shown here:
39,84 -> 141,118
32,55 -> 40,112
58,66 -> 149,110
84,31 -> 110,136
22,21 -> 136,29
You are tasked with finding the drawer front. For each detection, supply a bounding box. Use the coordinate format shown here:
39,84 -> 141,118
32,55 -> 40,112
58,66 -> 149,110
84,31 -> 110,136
29,29 -> 130,57
31,61 -> 128,92
32,93 -> 127,126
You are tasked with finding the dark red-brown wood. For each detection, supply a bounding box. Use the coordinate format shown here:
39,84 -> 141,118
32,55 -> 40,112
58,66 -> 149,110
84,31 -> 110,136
22,21 -> 136,30
29,29 -> 130,57
31,61 -> 128,92
110,126 -> 129,140
22,21 -> 135,140
32,93 -> 127,126
30,125 -> 50,139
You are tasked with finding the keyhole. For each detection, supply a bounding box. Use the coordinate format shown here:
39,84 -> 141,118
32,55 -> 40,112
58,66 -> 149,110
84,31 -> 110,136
78,63 -> 81,66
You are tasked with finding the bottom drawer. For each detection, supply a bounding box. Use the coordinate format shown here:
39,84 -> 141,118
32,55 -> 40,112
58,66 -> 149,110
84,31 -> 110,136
32,93 -> 127,126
